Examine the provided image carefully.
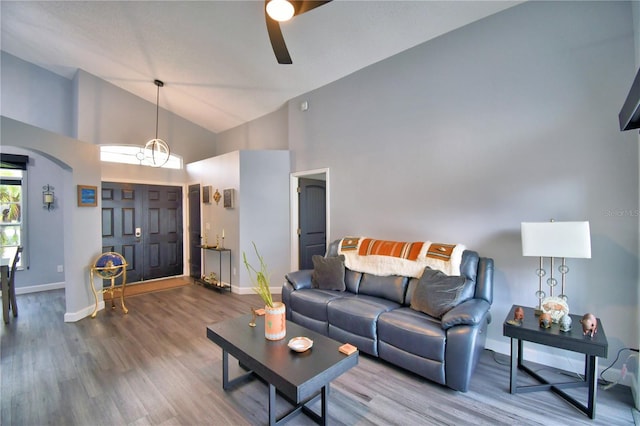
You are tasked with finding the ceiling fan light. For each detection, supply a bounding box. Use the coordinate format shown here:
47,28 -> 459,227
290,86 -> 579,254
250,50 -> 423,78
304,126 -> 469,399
266,0 -> 295,22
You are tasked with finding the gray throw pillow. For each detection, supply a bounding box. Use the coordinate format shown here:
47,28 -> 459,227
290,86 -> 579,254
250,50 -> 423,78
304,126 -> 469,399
410,267 -> 472,318
312,255 -> 346,291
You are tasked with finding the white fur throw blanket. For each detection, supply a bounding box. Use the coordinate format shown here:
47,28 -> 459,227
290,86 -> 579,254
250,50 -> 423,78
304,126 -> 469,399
338,237 -> 466,277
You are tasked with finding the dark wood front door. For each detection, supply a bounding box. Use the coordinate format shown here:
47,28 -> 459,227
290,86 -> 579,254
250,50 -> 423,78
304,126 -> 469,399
298,178 -> 326,269
102,182 -> 183,282
188,184 -> 201,279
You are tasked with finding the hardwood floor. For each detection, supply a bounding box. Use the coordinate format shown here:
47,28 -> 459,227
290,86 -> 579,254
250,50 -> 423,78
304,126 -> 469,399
1,285 -> 636,425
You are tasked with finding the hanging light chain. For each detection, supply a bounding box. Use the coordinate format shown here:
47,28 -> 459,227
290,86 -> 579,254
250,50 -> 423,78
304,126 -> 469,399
145,79 -> 170,168
154,79 -> 163,140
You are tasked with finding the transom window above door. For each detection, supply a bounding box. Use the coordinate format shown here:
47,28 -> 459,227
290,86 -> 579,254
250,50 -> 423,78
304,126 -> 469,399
100,145 -> 182,169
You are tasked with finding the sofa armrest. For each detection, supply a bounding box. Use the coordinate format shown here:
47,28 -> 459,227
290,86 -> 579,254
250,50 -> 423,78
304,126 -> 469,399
441,299 -> 491,330
285,270 -> 313,290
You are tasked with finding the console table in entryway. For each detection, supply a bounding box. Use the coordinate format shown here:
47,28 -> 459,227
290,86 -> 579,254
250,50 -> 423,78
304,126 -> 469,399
198,246 -> 231,292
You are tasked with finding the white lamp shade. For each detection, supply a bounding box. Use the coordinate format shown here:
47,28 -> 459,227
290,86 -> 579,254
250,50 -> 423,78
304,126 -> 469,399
521,221 -> 591,258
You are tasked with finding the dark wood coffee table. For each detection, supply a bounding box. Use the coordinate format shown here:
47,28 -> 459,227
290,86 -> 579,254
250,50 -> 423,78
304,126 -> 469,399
207,314 -> 358,425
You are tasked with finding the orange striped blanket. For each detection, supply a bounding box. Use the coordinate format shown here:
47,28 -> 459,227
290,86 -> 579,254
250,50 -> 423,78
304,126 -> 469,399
338,237 -> 465,277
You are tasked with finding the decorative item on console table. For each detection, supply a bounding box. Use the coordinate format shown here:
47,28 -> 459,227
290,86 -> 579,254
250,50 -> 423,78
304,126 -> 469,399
203,272 -> 217,285
580,313 -> 598,337
243,242 -> 285,340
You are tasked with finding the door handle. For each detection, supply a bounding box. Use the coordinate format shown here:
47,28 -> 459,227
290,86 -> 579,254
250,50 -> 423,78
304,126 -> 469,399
135,227 -> 142,238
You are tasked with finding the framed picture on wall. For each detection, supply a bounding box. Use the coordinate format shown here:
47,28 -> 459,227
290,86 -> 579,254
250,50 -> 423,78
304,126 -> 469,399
223,188 -> 234,208
77,185 -> 98,207
202,185 -> 211,204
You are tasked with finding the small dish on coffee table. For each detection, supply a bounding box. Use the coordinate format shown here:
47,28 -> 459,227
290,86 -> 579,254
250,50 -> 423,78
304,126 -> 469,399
288,336 -> 313,352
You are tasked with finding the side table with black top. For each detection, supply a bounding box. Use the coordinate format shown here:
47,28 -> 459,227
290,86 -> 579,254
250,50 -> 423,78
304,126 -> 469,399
503,304 -> 608,419
198,246 -> 232,292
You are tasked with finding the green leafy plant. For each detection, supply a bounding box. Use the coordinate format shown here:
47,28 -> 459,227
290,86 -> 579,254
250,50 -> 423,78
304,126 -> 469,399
243,241 -> 273,308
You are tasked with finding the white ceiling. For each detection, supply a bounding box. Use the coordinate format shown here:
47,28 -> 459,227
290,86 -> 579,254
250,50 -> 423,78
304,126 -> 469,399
1,1 -> 521,134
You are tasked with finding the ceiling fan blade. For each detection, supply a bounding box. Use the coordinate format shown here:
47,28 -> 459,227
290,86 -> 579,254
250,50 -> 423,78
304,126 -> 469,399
266,13 -> 292,64
292,0 -> 332,16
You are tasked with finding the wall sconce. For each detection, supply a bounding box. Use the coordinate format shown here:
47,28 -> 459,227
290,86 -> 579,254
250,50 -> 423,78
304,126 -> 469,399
43,184 -> 55,210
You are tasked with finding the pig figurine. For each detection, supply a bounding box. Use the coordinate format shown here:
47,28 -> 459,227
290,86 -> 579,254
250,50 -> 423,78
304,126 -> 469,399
539,312 -> 552,329
580,313 -> 598,337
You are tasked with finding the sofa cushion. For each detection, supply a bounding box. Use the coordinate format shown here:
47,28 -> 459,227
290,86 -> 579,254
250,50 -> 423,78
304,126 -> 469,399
378,308 -> 446,361
327,295 -> 400,339
290,289 -> 348,322
344,269 -> 362,293
312,255 -> 346,291
358,274 -> 408,304
410,267 -> 473,318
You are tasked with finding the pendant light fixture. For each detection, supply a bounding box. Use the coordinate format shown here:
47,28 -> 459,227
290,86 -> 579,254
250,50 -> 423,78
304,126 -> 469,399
144,79 -> 170,167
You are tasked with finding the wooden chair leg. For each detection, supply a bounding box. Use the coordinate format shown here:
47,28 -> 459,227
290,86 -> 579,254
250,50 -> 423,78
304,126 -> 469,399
2,266 -> 9,324
10,285 -> 18,317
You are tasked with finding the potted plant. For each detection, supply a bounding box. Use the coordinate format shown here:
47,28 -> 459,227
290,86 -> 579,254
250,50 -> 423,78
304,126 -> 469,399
243,242 -> 286,340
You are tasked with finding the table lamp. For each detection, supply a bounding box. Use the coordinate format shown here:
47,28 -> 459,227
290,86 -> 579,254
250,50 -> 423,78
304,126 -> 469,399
521,220 -> 591,314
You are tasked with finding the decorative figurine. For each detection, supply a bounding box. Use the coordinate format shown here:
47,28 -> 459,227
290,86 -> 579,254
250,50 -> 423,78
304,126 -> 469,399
580,313 -> 598,337
540,296 -> 569,323
203,272 -> 217,285
507,306 -> 525,326
249,307 -> 257,327
514,306 -> 524,322
559,313 -> 572,332
539,312 -> 552,328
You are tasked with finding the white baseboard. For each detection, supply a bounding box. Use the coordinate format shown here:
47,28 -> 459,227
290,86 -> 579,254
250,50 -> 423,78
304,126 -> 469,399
10,282 -> 66,295
64,301 -> 104,322
235,285 -> 282,296
0,281 -> 99,322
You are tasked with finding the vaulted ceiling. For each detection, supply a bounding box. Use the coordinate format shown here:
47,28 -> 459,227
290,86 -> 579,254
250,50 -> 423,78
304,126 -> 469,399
1,1 -> 521,134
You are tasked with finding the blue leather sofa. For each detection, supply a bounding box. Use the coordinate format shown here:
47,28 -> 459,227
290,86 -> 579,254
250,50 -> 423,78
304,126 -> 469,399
282,240 -> 494,392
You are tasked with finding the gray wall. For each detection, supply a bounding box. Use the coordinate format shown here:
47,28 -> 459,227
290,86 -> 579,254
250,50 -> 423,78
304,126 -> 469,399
1,147 -> 66,291
215,105 -> 289,155
1,52 -> 74,136
239,150 -> 291,294
631,1 -> 640,406
285,1 -> 638,366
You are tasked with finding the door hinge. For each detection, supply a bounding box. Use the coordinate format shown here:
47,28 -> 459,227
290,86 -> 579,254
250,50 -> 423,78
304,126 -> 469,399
297,228 -> 301,236
297,186 -> 301,193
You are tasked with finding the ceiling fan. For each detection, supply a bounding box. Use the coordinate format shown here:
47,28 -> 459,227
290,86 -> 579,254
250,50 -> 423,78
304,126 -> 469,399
265,0 -> 332,64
